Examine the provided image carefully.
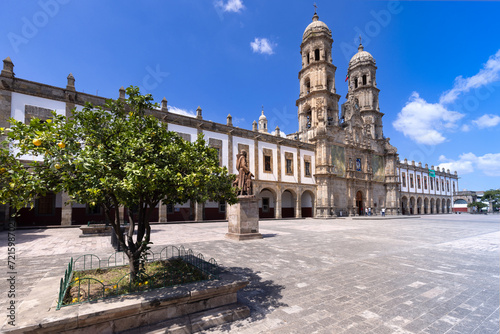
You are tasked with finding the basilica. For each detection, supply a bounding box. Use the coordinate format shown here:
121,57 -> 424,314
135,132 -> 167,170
0,12 -> 458,226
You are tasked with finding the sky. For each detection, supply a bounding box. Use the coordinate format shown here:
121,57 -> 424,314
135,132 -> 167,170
1,0 -> 499,191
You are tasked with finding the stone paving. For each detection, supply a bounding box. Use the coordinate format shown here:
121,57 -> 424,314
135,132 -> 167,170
0,214 -> 499,333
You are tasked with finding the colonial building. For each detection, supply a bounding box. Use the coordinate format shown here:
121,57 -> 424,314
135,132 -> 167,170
0,12 -> 458,227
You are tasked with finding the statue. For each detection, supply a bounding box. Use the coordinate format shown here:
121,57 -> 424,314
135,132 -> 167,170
233,150 -> 254,196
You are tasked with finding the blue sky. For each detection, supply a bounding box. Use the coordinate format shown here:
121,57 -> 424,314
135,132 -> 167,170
1,0 -> 499,191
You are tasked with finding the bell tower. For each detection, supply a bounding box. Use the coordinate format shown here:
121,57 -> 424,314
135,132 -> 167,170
296,10 -> 340,141
345,41 -> 383,139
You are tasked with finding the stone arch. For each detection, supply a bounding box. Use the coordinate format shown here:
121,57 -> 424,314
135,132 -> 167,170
430,198 -> 435,214
401,196 -> 408,215
442,199 -> 446,214
257,187 -> 276,219
304,77 -> 311,95
282,189 -> 297,218
409,196 -> 416,215
424,198 -> 429,214
301,190 -> 315,218
447,199 -> 451,213
417,197 -> 422,215
436,198 -> 441,214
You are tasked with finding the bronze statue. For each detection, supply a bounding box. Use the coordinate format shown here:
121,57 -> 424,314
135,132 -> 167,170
233,150 -> 253,195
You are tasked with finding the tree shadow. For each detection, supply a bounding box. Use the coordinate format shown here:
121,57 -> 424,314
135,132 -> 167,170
207,265 -> 288,332
261,233 -> 277,238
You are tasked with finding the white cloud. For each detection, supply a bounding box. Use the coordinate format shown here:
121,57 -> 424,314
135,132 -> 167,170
438,152 -> 500,177
215,0 -> 244,13
440,49 -> 500,104
392,92 -> 464,145
461,124 -> 470,132
168,106 -> 196,118
472,114 -> 500,129
250,38 -> 275,55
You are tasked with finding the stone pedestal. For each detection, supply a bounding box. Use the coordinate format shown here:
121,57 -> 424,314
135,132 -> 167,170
226,196 -> 262,241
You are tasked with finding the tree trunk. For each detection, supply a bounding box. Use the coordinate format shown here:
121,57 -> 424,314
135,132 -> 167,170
128,252 -> 140,281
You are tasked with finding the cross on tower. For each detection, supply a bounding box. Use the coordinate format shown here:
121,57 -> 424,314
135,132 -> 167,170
313,3 -> 317,14
359,35 -> 362,45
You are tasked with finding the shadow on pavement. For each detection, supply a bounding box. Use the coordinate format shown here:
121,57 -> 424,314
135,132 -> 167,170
208,266 -> 288,332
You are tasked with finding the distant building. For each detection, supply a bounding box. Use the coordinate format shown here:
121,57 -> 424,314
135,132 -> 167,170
0,12 -> 458,227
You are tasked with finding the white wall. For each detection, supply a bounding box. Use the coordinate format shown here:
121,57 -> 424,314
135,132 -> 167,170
300,149 -> 315,185
257,141 -> 277,181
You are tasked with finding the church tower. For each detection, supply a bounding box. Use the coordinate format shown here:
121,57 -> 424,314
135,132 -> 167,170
345,41 -> 383,139
296,10 -> 340,141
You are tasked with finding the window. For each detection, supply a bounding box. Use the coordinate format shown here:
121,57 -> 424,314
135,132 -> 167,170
354,77 -> 358,88
36,192 -> 55,215
424,176 -> 428,190
305,161 -> 311,177
315,49 -> 320,61
447,181 -> 450,192
263,148 -> 273,173
219,201 -> 226,213
307,53 -> 310,64
410,174 -> 414,188
305,78 -> 311,94
430,178 -> 434,190
436,179 -> 439,191
167,204 -> 174,214
209,138 -> 223,166
285,152 -> 294,175
262,198 -> 269,212
402,172 -> 406,187
264,156 -> 271,171
441,179 -> 444,191
362,74 -> 367,85
453,182 -> 456,193
417,175 -> 421,189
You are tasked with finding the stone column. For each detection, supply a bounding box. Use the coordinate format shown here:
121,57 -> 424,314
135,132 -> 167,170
158,200 -> 167,223
275,190 -> 282,219
295,192 -> 302,218
194,202 -> 204,222
118,206 -> 126,224
60,192 -> 72,226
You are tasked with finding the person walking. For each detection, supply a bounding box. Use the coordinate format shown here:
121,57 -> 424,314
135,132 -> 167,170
381,208 -> 385,217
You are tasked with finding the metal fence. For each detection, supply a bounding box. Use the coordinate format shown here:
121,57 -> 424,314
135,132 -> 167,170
56,246 -> 220,310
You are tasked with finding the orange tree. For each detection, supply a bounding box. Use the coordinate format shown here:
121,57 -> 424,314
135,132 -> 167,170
0,87 -> 237,280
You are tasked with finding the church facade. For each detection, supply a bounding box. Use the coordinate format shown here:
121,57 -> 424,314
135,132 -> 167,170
0,13 -> 458,226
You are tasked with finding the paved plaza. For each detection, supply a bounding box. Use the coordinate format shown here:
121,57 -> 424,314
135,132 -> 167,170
0,214 -> 499,333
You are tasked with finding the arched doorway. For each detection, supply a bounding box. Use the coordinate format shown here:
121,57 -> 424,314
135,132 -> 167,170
436,199 -> 440,214
430,198 -> 435,214
282,190 -> 295,218
401,196 -> 408,215
447,199 -> 451,213
424,198 -> 429,214
301,191 -> 314,217
258,188 -> 275,218
417,197 -> 422,215
356,191 -> 363,215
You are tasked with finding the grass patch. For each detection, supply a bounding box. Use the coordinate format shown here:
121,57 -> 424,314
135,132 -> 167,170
64,258 -> 209,305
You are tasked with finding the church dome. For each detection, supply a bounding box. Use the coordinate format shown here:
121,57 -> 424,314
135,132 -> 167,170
259,110 -> 267,121
349,43 -> 375,67
303,13 -> 331,40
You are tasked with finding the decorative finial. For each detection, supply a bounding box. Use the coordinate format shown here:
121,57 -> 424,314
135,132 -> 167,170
314,3 -> 317,14
196,106 -> 202,119
261,105 -> 264,115
358,35 -> 364,52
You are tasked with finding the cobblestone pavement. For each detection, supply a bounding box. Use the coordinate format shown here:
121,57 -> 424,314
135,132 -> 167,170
0,214 -> 498,333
